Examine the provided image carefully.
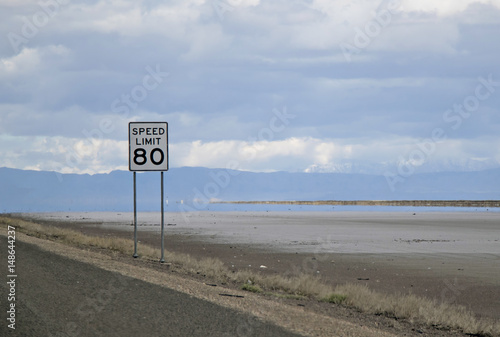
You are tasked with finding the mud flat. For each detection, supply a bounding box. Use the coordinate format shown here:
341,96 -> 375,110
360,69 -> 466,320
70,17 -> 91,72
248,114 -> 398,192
22,211 -> 500,319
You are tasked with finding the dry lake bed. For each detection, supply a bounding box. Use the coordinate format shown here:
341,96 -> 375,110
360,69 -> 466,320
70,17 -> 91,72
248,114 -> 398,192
22,210 -> 500,319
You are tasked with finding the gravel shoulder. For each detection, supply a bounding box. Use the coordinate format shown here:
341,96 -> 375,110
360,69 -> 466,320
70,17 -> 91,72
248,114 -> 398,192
1,237 -> 305,337
1,229 -> 397,337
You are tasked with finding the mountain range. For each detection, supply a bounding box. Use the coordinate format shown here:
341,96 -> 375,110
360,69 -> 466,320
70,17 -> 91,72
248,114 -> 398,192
1,166 -> 499,212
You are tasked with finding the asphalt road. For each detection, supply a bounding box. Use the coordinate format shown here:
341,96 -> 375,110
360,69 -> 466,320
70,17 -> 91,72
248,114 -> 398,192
1,240 -> 302,337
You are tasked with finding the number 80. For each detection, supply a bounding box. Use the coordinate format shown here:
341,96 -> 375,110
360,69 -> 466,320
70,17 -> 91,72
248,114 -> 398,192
133,148 -> 165,166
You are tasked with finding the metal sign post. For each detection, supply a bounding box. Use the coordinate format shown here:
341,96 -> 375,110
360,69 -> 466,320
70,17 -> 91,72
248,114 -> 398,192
160,171 -> 165,263
133,171 -> 138,258
129,122 -> 168,262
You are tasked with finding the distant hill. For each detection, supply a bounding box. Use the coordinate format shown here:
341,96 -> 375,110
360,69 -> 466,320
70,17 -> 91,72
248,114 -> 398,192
1,166 -> 499,212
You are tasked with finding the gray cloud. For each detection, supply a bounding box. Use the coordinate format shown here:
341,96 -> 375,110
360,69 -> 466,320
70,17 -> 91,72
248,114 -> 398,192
0,0 -> 499,173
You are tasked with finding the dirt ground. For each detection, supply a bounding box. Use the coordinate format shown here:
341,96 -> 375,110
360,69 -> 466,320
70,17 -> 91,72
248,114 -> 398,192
34,215 -> 500,320
2,219 -> 485,337
17,213 -> 497,326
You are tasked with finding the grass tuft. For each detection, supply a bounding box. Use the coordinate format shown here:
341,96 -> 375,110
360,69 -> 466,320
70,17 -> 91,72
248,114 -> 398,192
241,283 -> 263,293
321,293 -> 347,304
266,293 -> 306,300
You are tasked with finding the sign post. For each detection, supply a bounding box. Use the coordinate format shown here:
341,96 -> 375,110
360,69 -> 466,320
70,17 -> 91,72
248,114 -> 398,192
160,171 -> 165,263
129,122 -> 168,262
133,171 -> 138,258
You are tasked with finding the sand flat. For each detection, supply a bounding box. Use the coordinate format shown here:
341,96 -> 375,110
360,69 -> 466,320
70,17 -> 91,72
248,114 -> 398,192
27,211 -> 500,254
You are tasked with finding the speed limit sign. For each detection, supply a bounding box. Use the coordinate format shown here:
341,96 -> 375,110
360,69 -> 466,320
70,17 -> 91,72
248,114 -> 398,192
129,122 -> 168,171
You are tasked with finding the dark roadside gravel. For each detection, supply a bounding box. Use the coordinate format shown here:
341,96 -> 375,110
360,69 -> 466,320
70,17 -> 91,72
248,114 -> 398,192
0,240 -> 302,337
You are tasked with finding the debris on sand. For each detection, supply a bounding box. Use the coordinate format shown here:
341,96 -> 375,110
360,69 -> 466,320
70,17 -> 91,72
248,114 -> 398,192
219,293 -> 244,298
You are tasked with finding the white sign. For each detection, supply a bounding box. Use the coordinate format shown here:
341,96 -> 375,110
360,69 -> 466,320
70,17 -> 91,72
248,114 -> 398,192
129,122 -> 168,171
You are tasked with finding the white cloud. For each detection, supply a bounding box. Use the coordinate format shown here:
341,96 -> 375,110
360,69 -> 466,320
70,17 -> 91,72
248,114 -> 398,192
374,22 -> 460,54
168,111 -> 203,127
227,0 -> 260,7
0,0 -> 38,6
0,48 -> 40,73
61,1 -> 203,39
180,23 -> 234,61
2,131 -> 499,174
0,134 -> 129,174
0,45 -> 71,78
399,0 -> 500,16
171,136 -> 500,173
306,0 -> 381,25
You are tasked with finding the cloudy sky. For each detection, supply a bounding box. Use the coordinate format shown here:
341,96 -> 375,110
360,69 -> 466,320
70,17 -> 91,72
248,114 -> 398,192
1,0 -> 499,175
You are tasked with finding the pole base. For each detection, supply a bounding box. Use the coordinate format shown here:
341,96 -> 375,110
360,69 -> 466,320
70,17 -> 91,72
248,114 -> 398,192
133,254 -> 139,258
